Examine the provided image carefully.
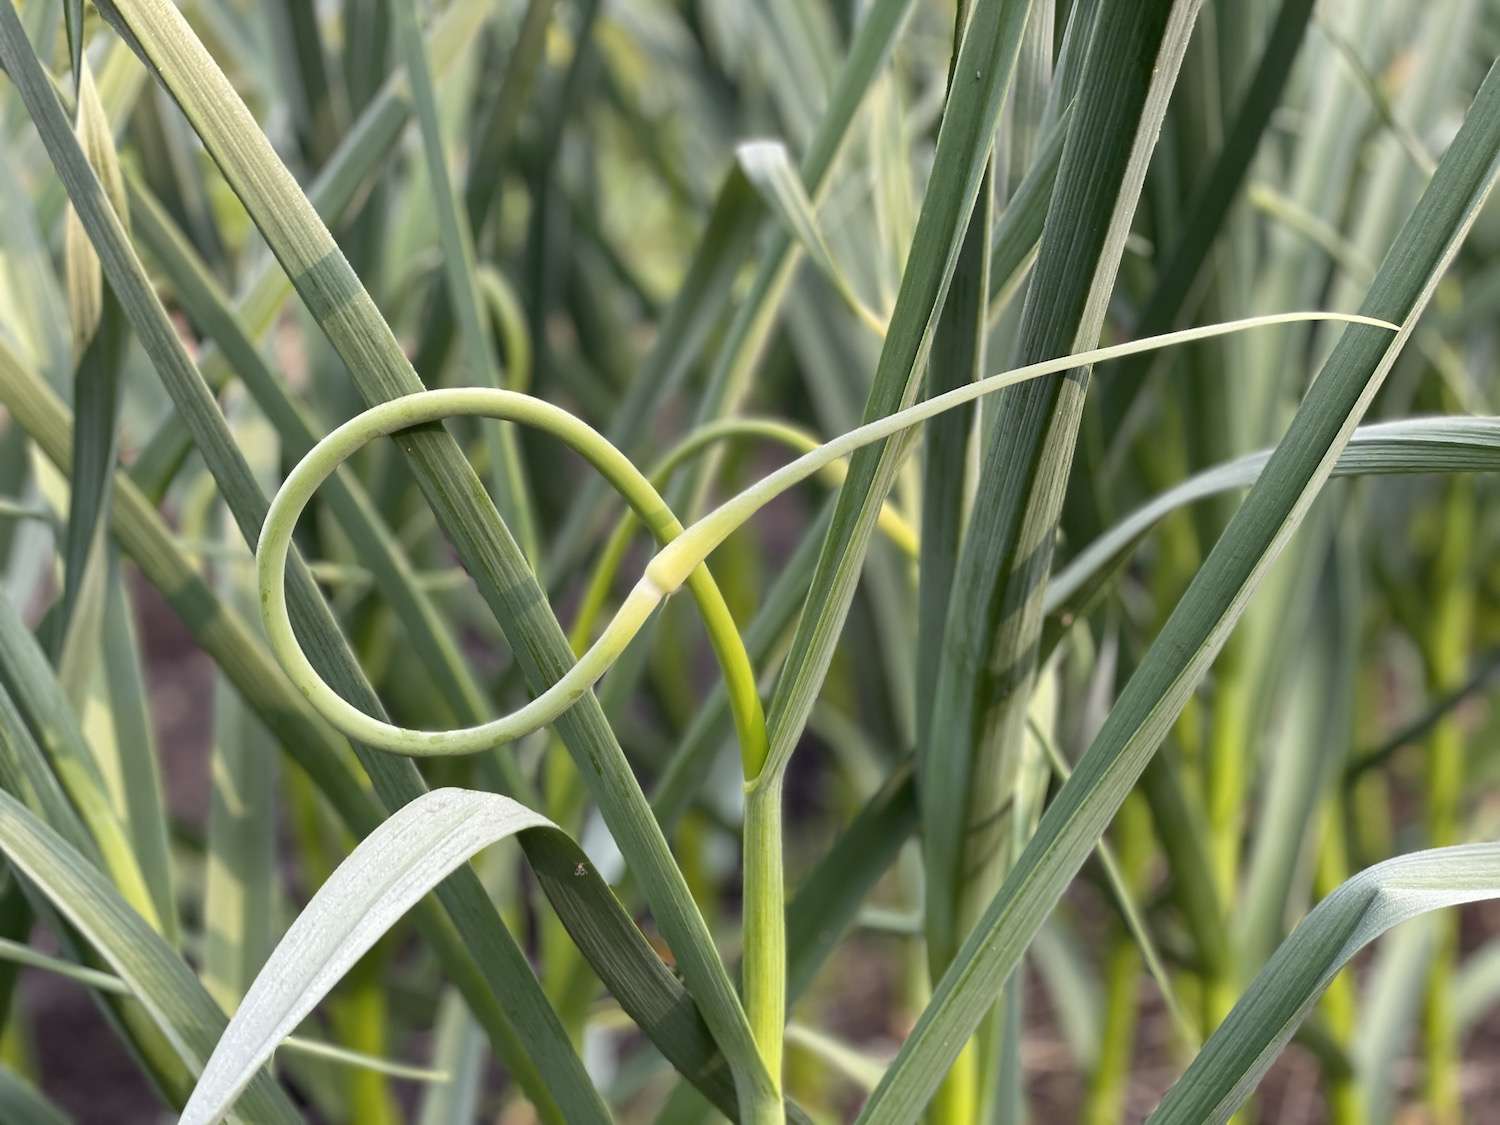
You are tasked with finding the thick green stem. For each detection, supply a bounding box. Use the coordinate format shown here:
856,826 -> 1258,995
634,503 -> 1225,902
1087,935 -> 1142,1125
742,772 -> 787,1123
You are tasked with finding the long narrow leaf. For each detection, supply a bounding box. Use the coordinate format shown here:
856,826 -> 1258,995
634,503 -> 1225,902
91,0 -> 772,1105
1047,416 -> 1500,612
922,0 -> 1202,968
1152,845 -> 1500,1123
0,8 -> 607,1117
761,0 -> 1032,793
0,788 -> 300,1122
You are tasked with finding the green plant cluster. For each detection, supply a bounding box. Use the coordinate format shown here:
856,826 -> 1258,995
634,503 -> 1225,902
0,1 -> 1498,1123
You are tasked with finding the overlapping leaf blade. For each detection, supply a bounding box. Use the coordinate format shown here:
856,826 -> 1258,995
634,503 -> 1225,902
1152,845 -> 1500,1123
857,53 -> 1500,1125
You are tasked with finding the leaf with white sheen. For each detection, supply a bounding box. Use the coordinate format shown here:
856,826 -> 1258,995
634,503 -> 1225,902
737,139 -> 886,334
1151,844 -> 1500,1123
183,788 -> 746,1124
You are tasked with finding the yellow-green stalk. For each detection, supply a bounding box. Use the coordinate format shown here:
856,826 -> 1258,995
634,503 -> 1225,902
1422,477 -> 1475,1125
1314,795 -> 1366,1125
1083,793 -> 1152,1124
